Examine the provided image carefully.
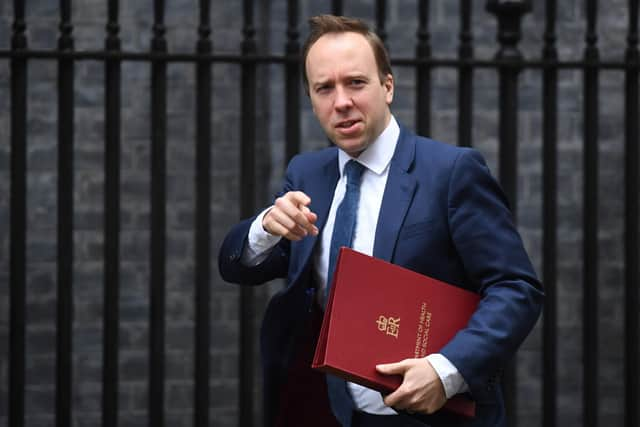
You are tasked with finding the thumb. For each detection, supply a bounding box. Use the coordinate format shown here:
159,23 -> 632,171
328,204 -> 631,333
376,360 -> 411,376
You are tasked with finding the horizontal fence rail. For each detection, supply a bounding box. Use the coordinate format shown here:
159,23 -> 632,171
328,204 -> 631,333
3,1 -> 638,427
2,49 -> 640,69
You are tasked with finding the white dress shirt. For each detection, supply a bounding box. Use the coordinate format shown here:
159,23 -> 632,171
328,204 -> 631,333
243,116 -> 468,414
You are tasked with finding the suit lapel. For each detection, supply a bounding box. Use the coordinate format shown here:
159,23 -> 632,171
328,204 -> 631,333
373,127 -> 417,262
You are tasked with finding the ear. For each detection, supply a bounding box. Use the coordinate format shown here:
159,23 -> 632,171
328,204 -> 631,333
384,74 -> 394,104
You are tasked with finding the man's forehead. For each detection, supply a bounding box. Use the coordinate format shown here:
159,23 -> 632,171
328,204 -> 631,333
307,64 -> 373,86
306,32 -> 376,76
309,31 -> 370,54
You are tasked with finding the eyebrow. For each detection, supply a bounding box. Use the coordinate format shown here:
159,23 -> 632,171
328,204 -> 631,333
310,70 -> 371,91
313,73 -> 368,85
311,79 -> 332,90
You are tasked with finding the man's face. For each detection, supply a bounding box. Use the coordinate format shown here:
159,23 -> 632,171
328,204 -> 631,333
305,32 -> 394,157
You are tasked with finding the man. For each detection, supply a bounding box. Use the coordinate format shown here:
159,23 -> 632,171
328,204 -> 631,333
219,14 -> 543,427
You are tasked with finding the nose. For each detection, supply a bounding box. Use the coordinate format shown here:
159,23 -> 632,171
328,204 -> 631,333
334,86 -> 353,111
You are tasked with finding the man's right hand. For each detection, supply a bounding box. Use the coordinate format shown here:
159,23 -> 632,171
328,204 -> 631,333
262,191 -> 319,241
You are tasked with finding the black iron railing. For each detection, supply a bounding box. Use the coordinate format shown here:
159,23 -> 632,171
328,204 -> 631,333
2,1 -> 638,427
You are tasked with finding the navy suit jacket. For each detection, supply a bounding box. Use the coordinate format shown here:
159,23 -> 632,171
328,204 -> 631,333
218,125 -> 544,427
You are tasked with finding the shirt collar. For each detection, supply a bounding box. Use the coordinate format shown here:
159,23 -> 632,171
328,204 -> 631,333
338,115 -> 400,177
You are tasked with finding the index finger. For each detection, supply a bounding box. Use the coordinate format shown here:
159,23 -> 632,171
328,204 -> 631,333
285,191 -> 311,207
280,191 -> 318,234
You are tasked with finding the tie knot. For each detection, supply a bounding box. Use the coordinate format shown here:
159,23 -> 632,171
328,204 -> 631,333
344,160 -> 365,185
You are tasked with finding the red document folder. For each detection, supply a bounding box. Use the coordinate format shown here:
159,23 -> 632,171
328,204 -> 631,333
312,248 -> 480,419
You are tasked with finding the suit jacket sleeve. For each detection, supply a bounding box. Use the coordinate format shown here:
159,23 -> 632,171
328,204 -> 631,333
218,171 -> 296,286
439,149 -> 544,404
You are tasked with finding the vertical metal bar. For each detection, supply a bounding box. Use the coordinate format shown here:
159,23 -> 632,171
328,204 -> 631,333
415,0 -> 431,136
103,1 -> 121,427
624,2 -> 639,427
542,2 -> 558,427
485,0 -> 532,204
9,2 -> 27,426
57,1 -> 75,426
458,0 -> 473,147
332,0 -> 343,16
285,0 -> 301,163
240,1 -> 257,426
485,2 -> 531,426
583,2 -> 599,426
375,0 -> 387,44
498,73 -> 518,426
484,0 -> 531,216
149,1 -> 167,426
194,1 -> 212,426
497,66 -> 520,210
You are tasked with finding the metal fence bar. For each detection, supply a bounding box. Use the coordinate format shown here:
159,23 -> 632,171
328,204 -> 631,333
103,1 -> 121,427
4,3 -> 640,427
149,1 -> 168,426
332,0 -> 343,16
542,1 -> 558,427
487,0 -> 529,211
458,0 -> 473,147
56,1 -> 75,426
240,1 -> 257,426
194,1 -> 212,426
9,1 -> 28,426
583,2 -> 600,426
285,0 -> 301,163
2,48 -> 638,70
485,2 -> 531,425
624,2 -> 639,427
415,0 -> 431,136
375,0 -> 388,45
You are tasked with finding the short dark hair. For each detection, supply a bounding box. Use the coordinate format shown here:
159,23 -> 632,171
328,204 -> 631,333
301,15 -> 393,93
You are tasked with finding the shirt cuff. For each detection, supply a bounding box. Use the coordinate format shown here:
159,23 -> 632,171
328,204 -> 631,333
242,207 -> 282,266
425,353 -> 469,399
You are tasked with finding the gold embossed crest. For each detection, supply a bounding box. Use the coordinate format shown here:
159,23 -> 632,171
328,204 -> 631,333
376,315 -> 400,338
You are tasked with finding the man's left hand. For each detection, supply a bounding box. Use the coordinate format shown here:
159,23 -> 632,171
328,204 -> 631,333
376,358 -> 447,414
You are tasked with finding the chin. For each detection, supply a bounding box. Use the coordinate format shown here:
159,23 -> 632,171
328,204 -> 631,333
335,140 -> 368,157
342,147 -> 367,158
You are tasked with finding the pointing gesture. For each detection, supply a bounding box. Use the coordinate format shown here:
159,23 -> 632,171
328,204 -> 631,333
262,191 -> 319,241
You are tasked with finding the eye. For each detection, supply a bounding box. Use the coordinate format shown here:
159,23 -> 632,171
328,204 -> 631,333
315,84 -> 332,94
350,79 -> 366,87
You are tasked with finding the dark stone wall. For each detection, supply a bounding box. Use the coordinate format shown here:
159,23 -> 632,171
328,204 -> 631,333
0,1 -> 634,426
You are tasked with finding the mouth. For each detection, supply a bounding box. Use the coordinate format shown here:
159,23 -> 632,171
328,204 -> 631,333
335,119 -> 361,130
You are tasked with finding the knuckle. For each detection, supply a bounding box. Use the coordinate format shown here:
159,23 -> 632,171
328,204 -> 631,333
407,395 -> 420,407
274,196 -> 287,207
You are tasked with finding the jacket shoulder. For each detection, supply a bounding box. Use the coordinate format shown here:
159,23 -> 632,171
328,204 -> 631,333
414,133 -> 473,160
287,145 -> 337,171
399,129 -> 481,173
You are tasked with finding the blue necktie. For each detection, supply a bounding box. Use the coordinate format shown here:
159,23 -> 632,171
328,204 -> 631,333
326,159 -> 366,297
325,159 -> 365,426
